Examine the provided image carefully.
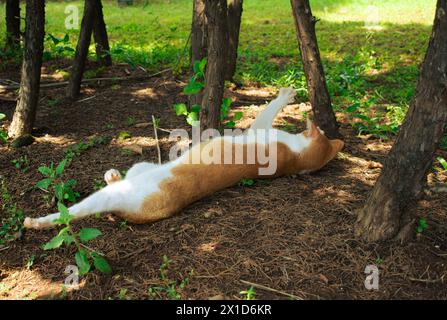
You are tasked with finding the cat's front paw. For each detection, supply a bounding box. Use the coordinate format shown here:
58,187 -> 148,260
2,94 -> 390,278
104,169 -> 122,185
278,87 -> 296,104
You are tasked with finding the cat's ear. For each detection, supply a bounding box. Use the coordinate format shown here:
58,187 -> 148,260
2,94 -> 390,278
306,118 -> 319,139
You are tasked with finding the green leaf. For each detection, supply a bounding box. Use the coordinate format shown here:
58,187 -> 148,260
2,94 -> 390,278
190,104 -> 201,114
55,159 -> 67,175
233,112 -> 244,121
0,113 -> 5,121
199,58 -> 207,73
79,228 -> 102,242
437,157 -> 447,171
419,218 -> 428,229
225,121 -> 236,129
38,165 -> 52,176
186,112 -> 199,126
75,250 -> 91,275
52,202 -> 73,225
193,60 -> 201,74
92,252 -> 112,274
35,178 -> 52,190
0,130 -> 7,144
117,131 -> 131,140
346,103 -> 361,113
183,80 -> 203,95
43,234 -> 65,250
173,103 -> 188,116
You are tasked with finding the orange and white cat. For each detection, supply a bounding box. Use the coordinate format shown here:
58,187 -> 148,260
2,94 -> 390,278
24,87 -> 344,230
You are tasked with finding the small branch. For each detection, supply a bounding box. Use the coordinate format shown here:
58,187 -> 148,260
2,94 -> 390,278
152,115 -> 162,165
240,280 -> 304,300
409,275 -> 445,284
0,68 -> 172,93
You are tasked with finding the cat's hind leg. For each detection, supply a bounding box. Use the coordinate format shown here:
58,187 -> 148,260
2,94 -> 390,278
24,179 -> 140,230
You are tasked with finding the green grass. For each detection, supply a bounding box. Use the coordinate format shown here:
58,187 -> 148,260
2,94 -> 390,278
0,0 -> 439,137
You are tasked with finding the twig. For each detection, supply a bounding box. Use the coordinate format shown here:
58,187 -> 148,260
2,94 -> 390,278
152,115 -> 162,165
240,280 -> 304,300
0,69 -> 172,92
0,246 -> 10,252
76,95 -> 97,103
408,276 -> 445,283
79,243 -> 105,256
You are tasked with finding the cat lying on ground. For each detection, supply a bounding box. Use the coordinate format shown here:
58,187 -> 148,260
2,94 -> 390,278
24,87 -> 344,230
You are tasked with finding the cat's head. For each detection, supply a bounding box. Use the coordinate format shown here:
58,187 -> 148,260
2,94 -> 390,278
300,118 -> 344,172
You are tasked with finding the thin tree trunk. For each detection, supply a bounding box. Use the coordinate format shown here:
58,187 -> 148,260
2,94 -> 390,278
225,0 -> 243,81
189,0 -> 207,108
92,0 -> 112,66
67,0 -> 95,99
5,0 -> 21,48
355,0 -> 447,243
8,0 -> 45,138
290,0 -> 340,138
200,0 -> 228,131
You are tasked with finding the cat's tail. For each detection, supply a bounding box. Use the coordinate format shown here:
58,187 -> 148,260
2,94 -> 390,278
24,179 -> 137,230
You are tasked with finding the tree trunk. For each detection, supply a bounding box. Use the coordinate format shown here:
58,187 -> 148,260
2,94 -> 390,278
67,0 -> 95,99
92,0 -> 112,66
225,0 -> 243,81
355,0 -> 447,243
200,0 -> 228,131
189,0 -> 207,108
290,0 -> 340,139
5,0 -> 21,48
8,0 -> 45,138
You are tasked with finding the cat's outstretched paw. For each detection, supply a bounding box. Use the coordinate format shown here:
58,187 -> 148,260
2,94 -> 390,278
104,169 -> 122,185
278,87 -> 296,104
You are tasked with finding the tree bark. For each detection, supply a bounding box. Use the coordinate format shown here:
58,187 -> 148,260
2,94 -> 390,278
92,0 -> 112,66
5,0 -> 21,48
67,0 -> 95,99
355,0 -> 447,242
8,0 -> 45,138
290,0 -> 340,138
225,0 -> 243,81
189,0 -> 207,108
200,0 -> 228,131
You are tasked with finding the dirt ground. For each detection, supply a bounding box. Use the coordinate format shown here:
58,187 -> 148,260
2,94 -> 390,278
0,60 -> 446,300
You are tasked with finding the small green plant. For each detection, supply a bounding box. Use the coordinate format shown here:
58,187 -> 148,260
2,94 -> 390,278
65,136 -> 109,161
0,113 -> 7,144
93,179 -> 106,191
117,131 -> 132,141
148,255 -> 193,300
43,202 -> 112,275
416,217 -> 428,235
11,155 -> 30,172
126,116 -> 136,127
344,98 -> 400,139
280,119 -> 297,133
119,220 -> 129,230
239,178 -> 255,186
173,58 -> 244,128
118,288 -> 128,300
26,255 -> 36,270
437,157 -> 447,172
35,159 -> 80,205
0,179 -> 24,246
44,33 -> 74,60
240,286 -> 256,300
